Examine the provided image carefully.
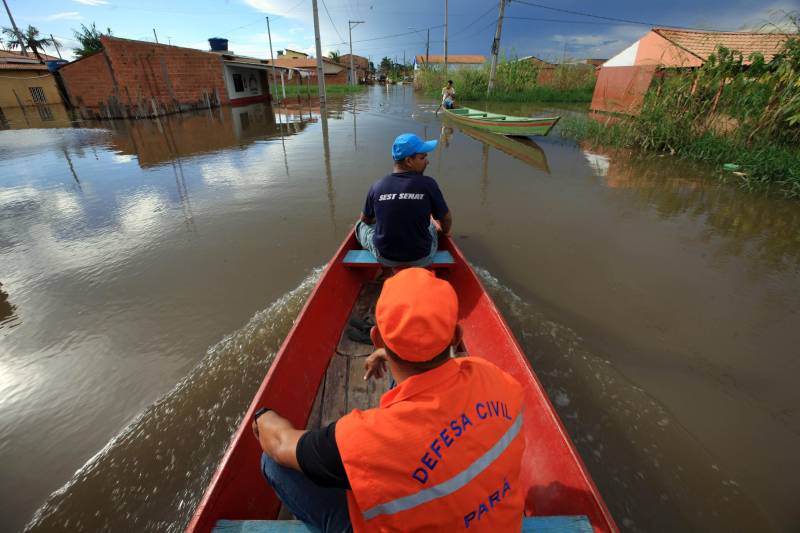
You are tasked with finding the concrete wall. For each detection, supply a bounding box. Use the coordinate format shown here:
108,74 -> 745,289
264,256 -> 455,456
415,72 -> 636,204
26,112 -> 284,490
590,65 -> 658,114
0,70 -> 63,108
59,37 -> 231,119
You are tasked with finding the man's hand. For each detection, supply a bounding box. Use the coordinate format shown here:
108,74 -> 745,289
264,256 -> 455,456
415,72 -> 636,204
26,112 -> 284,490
251,410 -> 306,471
439,211 -> 453,237
364,348 -> 388,380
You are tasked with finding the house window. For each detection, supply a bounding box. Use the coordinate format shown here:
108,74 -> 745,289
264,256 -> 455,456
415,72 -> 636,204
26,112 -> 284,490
29,87 -> 47,104
232,73 -> 244,92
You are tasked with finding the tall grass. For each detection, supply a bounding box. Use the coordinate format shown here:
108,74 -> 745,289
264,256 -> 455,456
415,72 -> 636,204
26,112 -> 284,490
414,58 -> 596,102
562,33 -> 800,198
281,84 -> 366,96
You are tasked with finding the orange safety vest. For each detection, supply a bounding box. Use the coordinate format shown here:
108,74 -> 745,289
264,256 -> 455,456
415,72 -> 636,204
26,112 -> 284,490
336,357 -> 525,532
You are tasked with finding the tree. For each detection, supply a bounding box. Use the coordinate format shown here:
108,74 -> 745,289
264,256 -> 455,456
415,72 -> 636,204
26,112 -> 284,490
379,56 -> 392,74
328,49 -> 341,63
1,25 -> 58,62
72,23 -> 112,59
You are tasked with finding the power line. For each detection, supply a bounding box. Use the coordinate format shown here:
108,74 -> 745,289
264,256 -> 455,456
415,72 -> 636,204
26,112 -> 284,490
451,4 -> 497,36
513,0 -> 725,31
320,0 -> 347,43
506,16 -> 639,26
513,0 -> 661,27
327,25 -> 445,47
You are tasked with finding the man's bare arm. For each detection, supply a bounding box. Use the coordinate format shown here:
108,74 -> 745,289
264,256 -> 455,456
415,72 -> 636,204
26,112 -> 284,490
252,411 -> 307,471
360,212 -> 376,224
438,211 -> 453,236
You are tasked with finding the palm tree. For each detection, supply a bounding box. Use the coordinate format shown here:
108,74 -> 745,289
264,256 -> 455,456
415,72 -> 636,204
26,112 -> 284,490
1,25 -> 57,62
72,23 -> 112,59
328,50 -> 341,63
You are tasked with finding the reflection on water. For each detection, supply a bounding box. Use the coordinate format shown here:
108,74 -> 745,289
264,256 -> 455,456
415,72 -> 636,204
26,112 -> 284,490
2,87 -> 800,532
586,145 -> 800,274
0,104 -> 78,130
0,283 -> 18,329
25,270 -> 321,533
446,122 -> 551,174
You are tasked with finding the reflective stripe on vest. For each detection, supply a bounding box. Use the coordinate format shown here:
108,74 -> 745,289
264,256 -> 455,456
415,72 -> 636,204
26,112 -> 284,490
363,412 -> 523,520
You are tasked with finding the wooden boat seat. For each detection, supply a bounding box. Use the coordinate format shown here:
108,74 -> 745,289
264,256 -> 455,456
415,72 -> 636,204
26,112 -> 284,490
343,249 -> 454,268
213,515 -> 593,531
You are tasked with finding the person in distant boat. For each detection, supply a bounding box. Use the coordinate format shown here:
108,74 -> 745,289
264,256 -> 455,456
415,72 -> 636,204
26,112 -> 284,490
252,268 -> 526,532
436,80 -> 456,114
354,133 -> 452,267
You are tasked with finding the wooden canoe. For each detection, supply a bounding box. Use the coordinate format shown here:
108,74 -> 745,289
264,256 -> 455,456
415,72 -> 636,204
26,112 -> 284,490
443,107 -> 560,136
186,230 -> 617,533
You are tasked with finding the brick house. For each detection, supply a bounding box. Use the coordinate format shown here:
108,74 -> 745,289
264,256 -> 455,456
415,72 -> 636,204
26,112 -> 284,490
340,54 -> 369,83
58,36 -> 287,119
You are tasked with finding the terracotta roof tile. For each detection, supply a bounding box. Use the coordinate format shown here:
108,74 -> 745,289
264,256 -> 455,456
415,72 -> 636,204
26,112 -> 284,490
415,54 -> 486,64
654,28 -> 794,63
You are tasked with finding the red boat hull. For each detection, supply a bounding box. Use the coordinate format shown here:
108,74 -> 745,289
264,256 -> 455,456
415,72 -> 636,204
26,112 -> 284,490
187,230 -> 617,532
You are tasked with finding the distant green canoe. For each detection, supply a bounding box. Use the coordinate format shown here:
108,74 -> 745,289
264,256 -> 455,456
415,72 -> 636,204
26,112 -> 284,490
443,106 -> 560,136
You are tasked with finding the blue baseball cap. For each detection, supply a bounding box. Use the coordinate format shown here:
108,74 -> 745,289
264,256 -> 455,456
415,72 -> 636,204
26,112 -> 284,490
392,133 -> 438,161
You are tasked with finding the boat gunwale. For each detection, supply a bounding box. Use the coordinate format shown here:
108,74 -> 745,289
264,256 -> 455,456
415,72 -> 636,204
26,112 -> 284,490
442,239 -> 617,532
187,232 -> 617,533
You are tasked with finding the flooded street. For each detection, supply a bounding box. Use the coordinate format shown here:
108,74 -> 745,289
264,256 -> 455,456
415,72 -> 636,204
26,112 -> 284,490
2,86 -> 799,532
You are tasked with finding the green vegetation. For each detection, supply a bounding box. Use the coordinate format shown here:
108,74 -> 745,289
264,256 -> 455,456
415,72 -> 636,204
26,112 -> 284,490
379,56 -> 412,81
72,23 -> 112,59
1,25 -> 58,62
281,83 -> 366,96
561,33 -> 800,198
414,58 -> 596,103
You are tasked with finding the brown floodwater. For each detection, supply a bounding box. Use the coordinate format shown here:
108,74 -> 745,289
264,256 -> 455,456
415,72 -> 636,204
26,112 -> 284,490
1,86 -> 799,532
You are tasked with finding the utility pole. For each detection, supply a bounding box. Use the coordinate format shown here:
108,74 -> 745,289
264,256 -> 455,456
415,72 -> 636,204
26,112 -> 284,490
444,0 -> 448,77
348,20 -> 364,87
153,28 -> 159,44
266,17 -> 279,103
311,0 -> 327,102
2,0 -> 28,54
51,34 -> 62,59
487,0 -> 507,95
426,28 -> 430,67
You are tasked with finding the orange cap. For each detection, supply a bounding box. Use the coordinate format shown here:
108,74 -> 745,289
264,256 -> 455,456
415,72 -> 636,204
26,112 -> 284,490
376,268 -> 458,362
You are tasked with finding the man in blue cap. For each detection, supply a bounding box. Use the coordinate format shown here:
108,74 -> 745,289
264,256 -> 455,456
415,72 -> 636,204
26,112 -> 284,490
356,133 -> 452,267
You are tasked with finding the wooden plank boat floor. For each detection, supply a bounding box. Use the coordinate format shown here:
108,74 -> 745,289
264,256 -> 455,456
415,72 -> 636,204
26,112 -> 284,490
310,280 -> 391,431
277,282 -> 390,520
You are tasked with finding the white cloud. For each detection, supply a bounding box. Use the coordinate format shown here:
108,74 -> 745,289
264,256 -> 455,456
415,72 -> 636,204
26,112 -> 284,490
242,0 -> 306,20
47,12 -> 82,21
72,0 -> 109,5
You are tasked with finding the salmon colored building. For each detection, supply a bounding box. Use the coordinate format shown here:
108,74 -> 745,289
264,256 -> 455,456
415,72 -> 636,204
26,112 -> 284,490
0,50 -> 63,109
591,28 -> 793,114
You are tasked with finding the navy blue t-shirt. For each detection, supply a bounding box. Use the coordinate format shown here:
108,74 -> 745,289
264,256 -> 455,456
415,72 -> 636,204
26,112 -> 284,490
363,172 -> 449,262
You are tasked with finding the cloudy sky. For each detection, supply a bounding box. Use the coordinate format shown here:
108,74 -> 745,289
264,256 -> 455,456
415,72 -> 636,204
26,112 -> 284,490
3,0 -> 798,62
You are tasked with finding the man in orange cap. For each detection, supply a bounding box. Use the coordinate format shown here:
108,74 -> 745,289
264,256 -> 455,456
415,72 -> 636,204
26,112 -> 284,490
253,268 -> 525,532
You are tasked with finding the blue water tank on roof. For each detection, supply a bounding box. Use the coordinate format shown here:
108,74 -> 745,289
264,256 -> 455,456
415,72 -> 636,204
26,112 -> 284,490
208,38 -> 228,52
46,60 -> 68,72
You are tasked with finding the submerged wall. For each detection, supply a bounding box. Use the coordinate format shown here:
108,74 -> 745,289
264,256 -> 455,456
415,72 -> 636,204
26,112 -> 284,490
590,65 -> 658,115
59,37 -> 233,119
